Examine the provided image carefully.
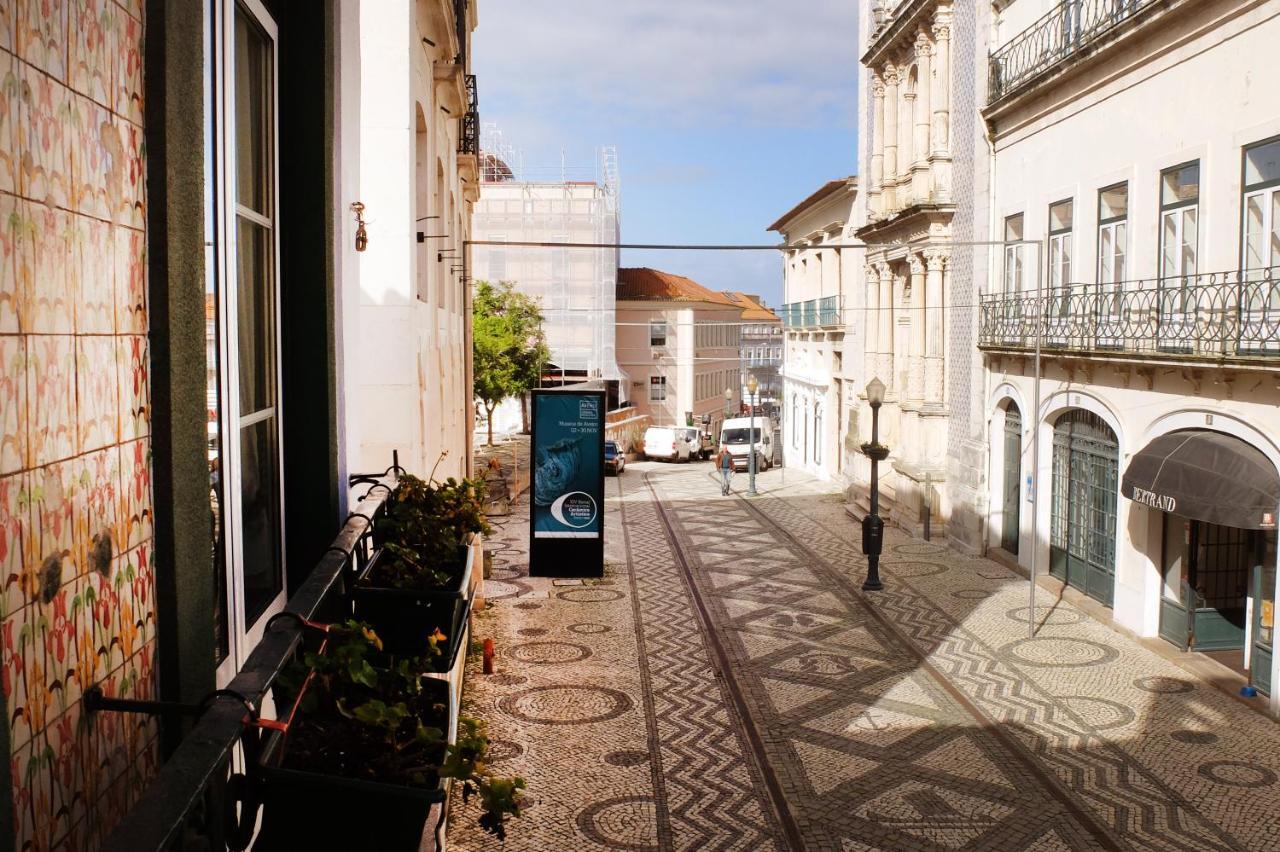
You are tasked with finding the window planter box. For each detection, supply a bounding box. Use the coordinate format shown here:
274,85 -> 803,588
351,535 -> 478,667
255,677 -> 451,851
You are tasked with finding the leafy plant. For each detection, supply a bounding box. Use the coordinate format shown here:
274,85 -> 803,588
370,474 -> 491,591
473,280 -> 550,446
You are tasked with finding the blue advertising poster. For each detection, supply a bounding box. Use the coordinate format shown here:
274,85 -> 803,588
532,392 -> 604,539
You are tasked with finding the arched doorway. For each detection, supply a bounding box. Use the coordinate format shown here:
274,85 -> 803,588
1050,410 -> 1119,607
1001,402 -> 1022,554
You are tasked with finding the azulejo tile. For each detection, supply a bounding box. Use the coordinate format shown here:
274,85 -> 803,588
73,216 -> 114,333
113,117 -> 144,229
0,193 -> 19,332
114,7 -> 142,126
0,0 -> 14,52
113,226 -> 145,333
31,460 -> 80,599
76,336 -> 119,454
18,62 -> 72,210
27,334 -> 78,466
77,446 -> 119,580
68,93 -> 116,221
117,438 -> 151,552
0,336 -> 27,474
117,334 -> 147,440
24,201 -> 74,334
2,601 -> 36,749
0,472 -> 33,624
69,0 -> 114,108
0,52 -> 21,194
17,0 -> 68,80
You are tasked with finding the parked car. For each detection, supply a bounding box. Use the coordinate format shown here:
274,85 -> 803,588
641,426 -> 700,462
720,417 -> 773,472
604,440 -> 625,475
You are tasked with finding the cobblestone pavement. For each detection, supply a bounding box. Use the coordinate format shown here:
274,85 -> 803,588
448,463 -> 1280,851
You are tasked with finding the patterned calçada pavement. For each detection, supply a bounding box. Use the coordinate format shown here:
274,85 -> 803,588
447,462 -> 1280,851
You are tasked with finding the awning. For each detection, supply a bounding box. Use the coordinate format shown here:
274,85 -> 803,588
1122,429 -> 1280,530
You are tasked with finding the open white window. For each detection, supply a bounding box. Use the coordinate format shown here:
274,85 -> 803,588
1096,183 -> 1128,346
1241,138 -> 1280,351
1158,161 -> 1199,344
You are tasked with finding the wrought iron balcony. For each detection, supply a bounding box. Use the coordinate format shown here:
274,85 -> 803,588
989,0 -> 1159,102
459,73 -> 479,156
978,268 -> 1280,361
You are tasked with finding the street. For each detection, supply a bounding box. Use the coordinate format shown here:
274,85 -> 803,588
450,462 -> 1280,852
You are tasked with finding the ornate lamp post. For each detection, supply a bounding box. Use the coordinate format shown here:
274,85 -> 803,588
746,373 -> 759,496
860,377 -> 889,591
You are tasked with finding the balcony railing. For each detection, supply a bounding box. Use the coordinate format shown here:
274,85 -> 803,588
988,0 -> 1158,102
802,299 -> 817,328
781,298 -> 843,329
978,268 -> 1280,360
459,73 -> 479,156
819,295 -> 842,327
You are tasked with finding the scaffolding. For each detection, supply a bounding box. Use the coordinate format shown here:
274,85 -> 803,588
473,126 -> 627,399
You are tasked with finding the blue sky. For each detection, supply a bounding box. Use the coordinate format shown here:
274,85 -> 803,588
473,0 -> 861,307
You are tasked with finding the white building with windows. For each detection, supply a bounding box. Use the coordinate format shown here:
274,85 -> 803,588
768,178 -> 861,482
976,0 -> 1280,711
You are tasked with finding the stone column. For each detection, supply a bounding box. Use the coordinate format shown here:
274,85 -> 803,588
870,74 -> 885,218
865,264 -> 880,370
900,86 -> 915,186
914,33 -> 932,166
924,249 -> 947,404
908,253 -> 926,403
882,64 -> 899,213
931,9 -> 951,159
877,261 -> 894,396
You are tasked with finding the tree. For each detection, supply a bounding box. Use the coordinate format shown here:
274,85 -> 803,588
472,280 -> 549,446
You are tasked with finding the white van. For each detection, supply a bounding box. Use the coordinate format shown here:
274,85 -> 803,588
642,426 -> 702,462
719,417 -> 773,472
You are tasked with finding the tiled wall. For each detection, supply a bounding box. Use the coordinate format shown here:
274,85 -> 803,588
0,0 -> 156,848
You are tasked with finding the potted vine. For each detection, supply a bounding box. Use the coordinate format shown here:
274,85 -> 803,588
353,475 -> 490,665
257,621 -> 524,849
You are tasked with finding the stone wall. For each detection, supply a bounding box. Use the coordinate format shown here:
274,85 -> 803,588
0,1 -> 156,847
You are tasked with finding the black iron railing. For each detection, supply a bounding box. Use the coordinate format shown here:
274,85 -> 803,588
988,0 -> 1158,101
101,468 -> 400,852
454,0 -> 469,67
459,73 -> 479,156
978,268 -> 1280,359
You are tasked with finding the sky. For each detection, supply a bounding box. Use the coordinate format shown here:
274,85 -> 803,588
473,0 -> 861,307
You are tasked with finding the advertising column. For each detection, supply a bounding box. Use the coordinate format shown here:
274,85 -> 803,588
530,389 -> 606,577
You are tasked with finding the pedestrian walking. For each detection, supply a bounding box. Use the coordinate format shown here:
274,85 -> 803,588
716,445 -> 733,496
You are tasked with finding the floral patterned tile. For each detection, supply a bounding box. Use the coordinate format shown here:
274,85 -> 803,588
45,698 -> 91,847
17,0 -> 67,80
0,52 -> 21,194
117,438 -> 151,552
113,226 -> 145,333
0,471 -> 33,621
24,201 -> 74,334
27,334 -> 78,466
117,334 -> 147,441
69,0 -> 114,108
0,336 -> 27,474
77,446 -> 119,580
0,193 -> 20,333
34,573 -> 87,723
76,336 -> 119,454
19,60 -> 72,210
0,0 -> 13,52
68,93 -> 116,222
31,460 -> 81,595
113,117 -> 143,229
113,0 -> 141,29
114,7 -> 142,126
2,601 -> 36,750
73,216 -> 114,334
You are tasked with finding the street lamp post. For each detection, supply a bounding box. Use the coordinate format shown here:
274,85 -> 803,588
746,373 -> 759,496
860,377 -> 888,591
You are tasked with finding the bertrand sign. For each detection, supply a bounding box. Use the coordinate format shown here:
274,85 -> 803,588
532,391 -> 604,540
1129,485 -> 1176,513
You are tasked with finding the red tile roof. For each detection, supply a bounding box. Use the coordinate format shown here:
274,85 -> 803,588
616,267 -> 736,306
723,291 -> 780,322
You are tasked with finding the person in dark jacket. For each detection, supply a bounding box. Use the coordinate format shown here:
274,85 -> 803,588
716,445 -> 733,496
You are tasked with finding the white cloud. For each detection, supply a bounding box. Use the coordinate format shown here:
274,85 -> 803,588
474,0 -> 860,130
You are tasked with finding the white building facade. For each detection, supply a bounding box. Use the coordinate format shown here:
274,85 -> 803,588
977,0 -> 1280,709
770,179 -> 861,482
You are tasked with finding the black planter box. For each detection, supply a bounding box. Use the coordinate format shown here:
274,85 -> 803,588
351,545 -> 473,667
254,695 -> 449,851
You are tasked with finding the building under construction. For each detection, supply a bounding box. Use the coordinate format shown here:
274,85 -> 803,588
472,127 -> 628,407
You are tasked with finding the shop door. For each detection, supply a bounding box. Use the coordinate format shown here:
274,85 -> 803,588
1253,547 -> 1275,695
1159,519 -> 1253,653
1001,404 -> 1021,554
1049,411 -> 1118,607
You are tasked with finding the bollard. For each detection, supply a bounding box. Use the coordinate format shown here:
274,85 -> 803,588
482,638 -> 495,674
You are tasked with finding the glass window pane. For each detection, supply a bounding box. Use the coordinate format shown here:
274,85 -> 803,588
1100,184 -> 1128,221
239,417 -> 282,626
235,8 -> 271,215
1099,227 -> 1113,284
1162,212 -> 1178,277
1004,213 -> 1023,242
1245,139 -> 1280,188
1271,191 -> 1280,268
1115,224 -> 1126,283
1049,200 -> 1073,233
1246,194 -> 1265,270
1162,163 -> 1199,207
237,218 -> 275,414
1182,208 -> 1198,276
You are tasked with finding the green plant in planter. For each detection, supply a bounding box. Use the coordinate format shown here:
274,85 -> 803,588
372,475 -> 492,590
278,621 -> 523,836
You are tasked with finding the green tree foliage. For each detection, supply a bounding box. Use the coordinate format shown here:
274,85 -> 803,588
472,280 -> 550,445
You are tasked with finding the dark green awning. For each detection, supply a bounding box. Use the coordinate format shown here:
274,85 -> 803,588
1122,429 -> 1280,530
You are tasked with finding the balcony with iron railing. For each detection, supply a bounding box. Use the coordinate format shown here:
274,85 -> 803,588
988,0 -> 1162,103
978,268 -> 1280,362
459,73 -> 479,156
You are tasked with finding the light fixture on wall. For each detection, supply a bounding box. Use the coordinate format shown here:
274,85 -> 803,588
350,202 -> 369,252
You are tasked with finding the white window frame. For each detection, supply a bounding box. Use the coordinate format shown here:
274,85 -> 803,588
1240,138 -> 1280,350
1158,161 -> 1200,335
649,375 -> 667,401
212,0 -> 287,687
1097,183 -> 1128,343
